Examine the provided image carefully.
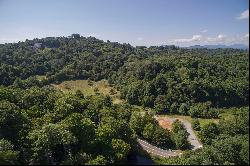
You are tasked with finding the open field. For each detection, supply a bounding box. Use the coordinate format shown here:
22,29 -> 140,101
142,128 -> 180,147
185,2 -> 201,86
156,114 -> 219,127
51,79 -> 124,104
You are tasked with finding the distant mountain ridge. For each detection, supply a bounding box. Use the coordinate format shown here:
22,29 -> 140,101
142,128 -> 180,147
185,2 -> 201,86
185,44 -> 249,50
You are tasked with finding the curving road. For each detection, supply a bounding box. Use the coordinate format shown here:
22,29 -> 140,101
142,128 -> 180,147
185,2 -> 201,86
137,138 -> 182,158
137,116 -> 202,158
177,118 -> 203,150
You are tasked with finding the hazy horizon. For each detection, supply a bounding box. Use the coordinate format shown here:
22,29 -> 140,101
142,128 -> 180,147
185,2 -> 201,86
1,34 -> 249,49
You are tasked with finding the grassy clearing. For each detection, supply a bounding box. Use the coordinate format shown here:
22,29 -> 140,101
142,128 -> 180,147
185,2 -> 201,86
218,107 -> 249,118
198,118 -> 219,127
51,79 -> 124,104
35,75 -> 47,81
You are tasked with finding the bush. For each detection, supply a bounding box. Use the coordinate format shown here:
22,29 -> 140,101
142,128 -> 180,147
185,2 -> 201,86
191,119 -> 201,131
189,102 -> 218,118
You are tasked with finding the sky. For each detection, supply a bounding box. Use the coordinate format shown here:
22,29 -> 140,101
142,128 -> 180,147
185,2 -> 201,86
0,0 -> 249,46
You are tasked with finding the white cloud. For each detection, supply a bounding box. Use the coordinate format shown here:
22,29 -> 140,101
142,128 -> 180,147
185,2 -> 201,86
170,33 -> 249,46
192,35 -> 202,41
206,34 -> 227,43
137,37 -> 143,41
0,38 -> 21,44
237,9 -> 249,20
174,35 -> 202,42
201,29 -> 208,33
217,34 -> 225,39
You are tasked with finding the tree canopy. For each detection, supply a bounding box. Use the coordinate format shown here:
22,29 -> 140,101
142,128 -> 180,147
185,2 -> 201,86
0,35 -> 248,165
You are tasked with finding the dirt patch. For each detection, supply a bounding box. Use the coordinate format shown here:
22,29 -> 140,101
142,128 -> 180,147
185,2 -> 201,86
156,117 -> 174,130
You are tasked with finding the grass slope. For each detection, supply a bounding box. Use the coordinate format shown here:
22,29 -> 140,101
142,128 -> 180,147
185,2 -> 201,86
51,79 -> 124,104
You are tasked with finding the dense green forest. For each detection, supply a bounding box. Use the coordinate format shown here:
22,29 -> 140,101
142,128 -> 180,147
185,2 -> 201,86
0,34 -> 249,165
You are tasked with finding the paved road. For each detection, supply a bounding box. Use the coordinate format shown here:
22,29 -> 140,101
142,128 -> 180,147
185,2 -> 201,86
138,116 -> 202,158
177,118 -> 203,150
155,116 -> 203,150
137,138 -> 182,158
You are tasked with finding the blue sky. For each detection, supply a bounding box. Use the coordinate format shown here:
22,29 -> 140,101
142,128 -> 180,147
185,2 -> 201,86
0,0 -> 248,46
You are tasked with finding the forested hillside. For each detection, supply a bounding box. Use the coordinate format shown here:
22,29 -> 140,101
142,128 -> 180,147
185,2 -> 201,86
1,35 -> 248,109
0,34 -> 249,165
